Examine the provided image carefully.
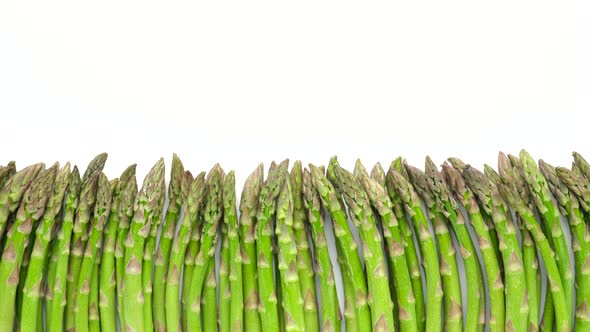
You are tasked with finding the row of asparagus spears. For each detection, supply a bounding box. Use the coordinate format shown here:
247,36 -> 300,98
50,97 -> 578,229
0,151 -> 588,331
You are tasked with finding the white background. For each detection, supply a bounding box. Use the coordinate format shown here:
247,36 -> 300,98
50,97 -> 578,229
1,2 -> 589,184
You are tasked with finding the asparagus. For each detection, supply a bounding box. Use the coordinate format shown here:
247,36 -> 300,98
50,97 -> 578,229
462,165 -> 529,332
256,161 -> 289,331
498,182 -> 571,331
498,153 -> 554,331
405,162 -> 463,332
309,164 -> 372,331
203,260 -> 218,331
239,165 -> 264,332
186,165 -> 224,331
74,172 -> 112,332
389,168 -> 444,332
302,169 -> 341,332
385,158 -> 426,332
165,172 -> 206,332
573,152 -> 590,182
19,163 -> 70,332
45,168 -> 84,332
123,158 -> 166,332
114,168 -> 139,331
0,164 -> 55,331
290,161 -> 319,332
519,150 -> 574,321
0,163 -> 44,243
552,165 -> 590,330
142,164 -> 167,332
82,152 -> 108,182
0,162 -> 17,191
425,160 -> 484,332
219,220 -> 231,332
327,158 -> 394,331
182,192 -> 204,330
98,165 -> 136,332
153,154 -> 185,331
223,171 -> 245,332
361,167 -> 418,332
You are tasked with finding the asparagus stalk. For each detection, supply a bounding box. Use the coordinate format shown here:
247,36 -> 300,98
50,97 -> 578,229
328,158 -> 394,331
142,164 -> 167,332
462,165 -> 528,332
426,160 -> 484,332
573,152 -> 590,182
309,164 -> 372,331
0,163 -> 44,244
45,168 -> 84,332
115,168 -> 139,331
123,158 -> 166,332
444,162 -> 505,332
519,150 -> 574,321
182,196 -> 203,330
0,164 -> 55,331
153,154 -> 185,331
203,260 -> 218,331
406,162 -> 463,332
0,162 -> 17,191
81,153 -> 108,182
498,183 -> 571,332
498,153 -> 554,331
165,172 -> 206,332
19,163 -> 70,332
186,165 -> 223,331
385,158 -> 426,332
74,172 -> 112,332
98,165 -> 136,332
239,165 -> 264,332
389,168 -> 444,332
302,169 -> 341,332
290,161 -> 319,332
219,220 -> 231,332
224,171 -> 245,332
361,167 -> 418,332
552,165 -> 590,330
256,161 -> 289,331
275,176 -> 306,331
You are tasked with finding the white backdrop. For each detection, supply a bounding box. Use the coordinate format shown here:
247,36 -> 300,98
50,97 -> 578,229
1,2 -> 589,184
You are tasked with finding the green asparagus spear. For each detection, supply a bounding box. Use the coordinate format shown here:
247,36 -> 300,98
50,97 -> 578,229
74,172 -> 112,332
462,165 -> 528,332
19,163 -> 70,332
224,171 -> 245,332
0,164 -> 55,331
498,183 -> 571,332
98,165 -> 136,332
498,153 -> 554,331
302,169 -> 341,332
45,167 -> 84,332
290,161 -> 319,332
123,158 -> 166,332
186,165 -> 223,331
406,162 -> 463,332
328,158 -> 394,331
386,158 -> 426,332
256,161 -> 289,331
165,172 -> 206,332
361,167 -> 417,332
203,260 -> 218,331
519,150 -> 574,322
0,163 -> 44,244
573,152 -> 590,182
551,165 -> 590,331
389,168 -> 443,332
219,220 -> 232,332
445,161 -> 505,332
82,153 -> 108,182
309,164 -> 372,331
240,165 -> 264,332
153,154 -> 185,331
